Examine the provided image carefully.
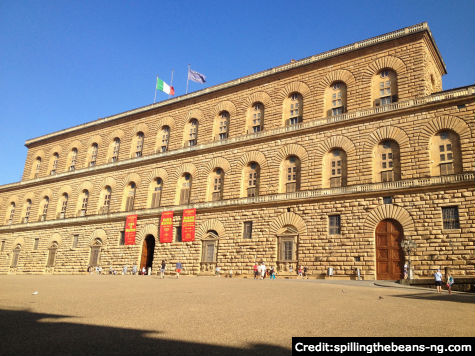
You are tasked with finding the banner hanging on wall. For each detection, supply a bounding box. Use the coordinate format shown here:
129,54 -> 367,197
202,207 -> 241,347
159,211 -> 174,243
124,215 -> 138,245
181,208 -> 196,242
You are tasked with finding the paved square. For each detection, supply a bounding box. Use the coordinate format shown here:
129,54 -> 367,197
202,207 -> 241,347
0,275 -> 473,355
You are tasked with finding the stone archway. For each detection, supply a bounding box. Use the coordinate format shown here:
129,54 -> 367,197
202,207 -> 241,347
375,219 -> 404,280
139,235 -> 155,273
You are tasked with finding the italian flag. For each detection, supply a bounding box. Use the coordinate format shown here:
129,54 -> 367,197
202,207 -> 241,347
156,77 -> 175,95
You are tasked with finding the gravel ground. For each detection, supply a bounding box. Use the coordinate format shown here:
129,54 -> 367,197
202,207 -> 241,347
0,275 -> 473,355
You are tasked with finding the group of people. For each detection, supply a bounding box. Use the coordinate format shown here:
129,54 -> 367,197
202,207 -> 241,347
87,260 -> 184,278
434,269 -> 455,294
253,262 -> 276,280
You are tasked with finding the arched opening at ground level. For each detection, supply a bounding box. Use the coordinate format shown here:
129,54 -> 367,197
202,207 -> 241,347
140,235 -> 155,273
375,219 -> 404,280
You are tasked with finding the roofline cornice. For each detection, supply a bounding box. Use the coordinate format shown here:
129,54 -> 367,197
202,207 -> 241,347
24,22 -> 443,147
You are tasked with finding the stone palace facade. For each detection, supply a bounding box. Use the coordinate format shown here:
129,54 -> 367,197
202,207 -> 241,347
0,23 -> 474,280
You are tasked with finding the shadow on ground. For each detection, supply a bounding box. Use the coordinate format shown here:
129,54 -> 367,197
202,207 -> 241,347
0,309 -> 288,356
389,292 -> 475,304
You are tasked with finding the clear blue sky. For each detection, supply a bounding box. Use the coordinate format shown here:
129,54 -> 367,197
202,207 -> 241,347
0,0 -> 474,185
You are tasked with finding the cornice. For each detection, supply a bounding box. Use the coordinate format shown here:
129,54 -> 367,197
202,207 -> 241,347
1,172 -> 473,233
24,23 -> 439,147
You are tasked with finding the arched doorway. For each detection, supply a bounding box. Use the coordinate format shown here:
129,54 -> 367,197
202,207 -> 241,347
201,230 -> 218,272
140,235 -> 155,272
276,225 -> 299,273
376,219 -> 404,280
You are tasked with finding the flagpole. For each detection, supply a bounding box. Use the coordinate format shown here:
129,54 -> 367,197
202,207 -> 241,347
169,70 -> 174,99
186,64 -> 190,94
154,75 -> 158,103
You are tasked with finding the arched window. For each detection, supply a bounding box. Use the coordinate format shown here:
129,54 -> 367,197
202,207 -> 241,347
374,140 -> 401,183
34,157 -> 42,178
283,156 -> 301,192
210,168 -> 224,201
249,103 -> 264,133
23,199 -> 32,223
111,138 -> 121,162
135,132 -> 145,157
159,126 -> 170,153
39,196 -> 49,221
124,182 -> 137,211
186,119 -> 199,147
7,202 -> 15,224
373,69 -> 398,106
58,193 -> 69,219
11,244 -> 21,268
178,173 -> 192,205
430,130 -> 462,176
150,178 -> 163,208
78,190 -> 89,216
69,148 -> 78,171
323,149 -> 347,188
285,93 -> 303,126
50,153 -> 59,175
89,143 -> 99,167
326,82 -> 347,116
89,238 -> 102,267
245,162 -> 260,197
100,186 -> 112,214
46,242 -> 58,267
216,111 -> 229,140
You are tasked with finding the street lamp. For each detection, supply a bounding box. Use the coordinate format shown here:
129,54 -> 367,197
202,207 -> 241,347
401,238 -> 417,280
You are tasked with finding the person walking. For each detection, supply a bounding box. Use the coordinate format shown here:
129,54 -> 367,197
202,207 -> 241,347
269,266 -> 276,280
261,262 -> 266,280
434,269 -> 443,293
253,263 -> 259,279
298,266 -> 303,279
176,261 -> 182,279
303,266 -> 308,279
160,260 -> 166,279
446,272 -> 455,295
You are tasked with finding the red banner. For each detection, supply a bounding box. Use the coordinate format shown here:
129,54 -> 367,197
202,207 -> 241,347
159,211 -> 174,243
124,215 -> 137,245
181,208 -> 196,242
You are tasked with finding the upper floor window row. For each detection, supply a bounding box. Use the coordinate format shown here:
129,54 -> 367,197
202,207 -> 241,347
29,69 -> 403,178
8,130 -> 465,226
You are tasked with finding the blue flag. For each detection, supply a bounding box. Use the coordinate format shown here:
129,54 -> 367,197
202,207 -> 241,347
188,68 -> 206,83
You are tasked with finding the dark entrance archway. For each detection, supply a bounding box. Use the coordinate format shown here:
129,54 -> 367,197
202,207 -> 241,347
140,235 -> 155,272
376,219 -> 404,280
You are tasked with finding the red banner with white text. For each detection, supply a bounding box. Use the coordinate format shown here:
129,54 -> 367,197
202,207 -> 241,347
124,215 -> 137,245
181,209 -> 196,242
159,211 -> 174,243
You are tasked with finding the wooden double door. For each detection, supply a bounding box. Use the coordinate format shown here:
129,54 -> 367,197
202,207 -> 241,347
140,235 -> 155,272
376,220 -> 404,280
